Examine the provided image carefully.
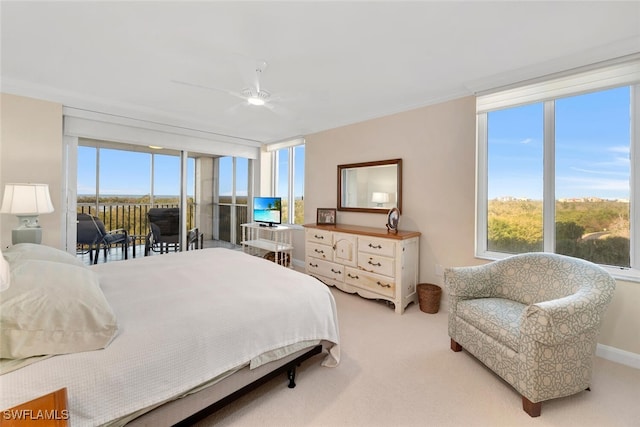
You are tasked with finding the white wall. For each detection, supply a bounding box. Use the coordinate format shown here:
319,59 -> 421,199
1,93 -> 63,248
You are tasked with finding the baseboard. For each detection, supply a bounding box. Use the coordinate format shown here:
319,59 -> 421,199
292,258 -> 305,271
596,344 -> 640,369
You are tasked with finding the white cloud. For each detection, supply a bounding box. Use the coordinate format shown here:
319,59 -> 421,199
570,166 -> 628,176
609,145 -> 630,154
557,176 -> 629,192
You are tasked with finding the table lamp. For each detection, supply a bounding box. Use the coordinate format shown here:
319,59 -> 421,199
0,183 -> 55,245
371,192 -> 389,207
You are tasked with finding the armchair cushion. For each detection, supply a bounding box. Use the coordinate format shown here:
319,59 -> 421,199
458,298 -> 525,352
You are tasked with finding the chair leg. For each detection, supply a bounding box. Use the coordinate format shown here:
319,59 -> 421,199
522,396 -> 542,417
450,339 -> 463,352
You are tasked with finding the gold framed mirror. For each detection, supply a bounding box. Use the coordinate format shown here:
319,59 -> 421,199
337,158 -> 402,214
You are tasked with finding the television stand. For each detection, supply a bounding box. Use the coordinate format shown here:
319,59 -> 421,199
241,223 -> 293,267
258,223 -> 276,227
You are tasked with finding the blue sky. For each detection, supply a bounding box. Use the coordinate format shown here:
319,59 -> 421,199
218,146 -> 304,198
488,86 -> 630,200
78,147 -> 195,196
79,146 -> 304,200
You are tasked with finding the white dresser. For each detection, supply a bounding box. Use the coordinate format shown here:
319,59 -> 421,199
304,223 -> 420,314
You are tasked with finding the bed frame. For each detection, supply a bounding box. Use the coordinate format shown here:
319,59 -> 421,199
128,344 -> 323,426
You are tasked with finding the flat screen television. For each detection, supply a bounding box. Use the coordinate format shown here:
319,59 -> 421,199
253,196 -> 282,226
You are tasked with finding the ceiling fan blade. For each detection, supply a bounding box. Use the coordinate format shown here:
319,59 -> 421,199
226,102 -> 246,115
262,101 -> 296,119
170,79 -> 245,101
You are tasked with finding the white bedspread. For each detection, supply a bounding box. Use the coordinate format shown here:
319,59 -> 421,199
0,248 -> 340,426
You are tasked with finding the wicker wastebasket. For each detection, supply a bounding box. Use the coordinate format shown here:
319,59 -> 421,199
417,283 -> 442,314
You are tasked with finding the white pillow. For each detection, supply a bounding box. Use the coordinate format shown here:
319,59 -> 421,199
0,259 -> 118,359
0,248 -> 9,291
3,243 -> 86,268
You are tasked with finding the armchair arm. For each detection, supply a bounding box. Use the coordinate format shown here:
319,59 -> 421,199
444,264 -> 494,299
522,287 -> 614,345
103,228 -> 129,244
107,228 -> 128,235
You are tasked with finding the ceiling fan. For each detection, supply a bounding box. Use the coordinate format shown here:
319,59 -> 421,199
172,60 -> 274,108
242,61 -> 270,106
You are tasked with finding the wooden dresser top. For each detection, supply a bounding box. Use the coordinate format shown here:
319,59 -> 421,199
303,223 -> 421,240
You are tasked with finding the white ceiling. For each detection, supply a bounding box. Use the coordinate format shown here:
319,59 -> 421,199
2,1 -> 640,146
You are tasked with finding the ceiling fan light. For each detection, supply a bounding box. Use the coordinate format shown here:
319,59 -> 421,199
248,96 -> 265,106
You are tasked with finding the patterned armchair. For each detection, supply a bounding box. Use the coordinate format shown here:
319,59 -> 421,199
444,252 -> 615,417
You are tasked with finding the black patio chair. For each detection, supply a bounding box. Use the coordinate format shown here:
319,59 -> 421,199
145,208 -> 180,255
77,213 -> 132,264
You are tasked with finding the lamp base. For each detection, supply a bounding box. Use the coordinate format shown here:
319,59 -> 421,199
12,227 -> 43,245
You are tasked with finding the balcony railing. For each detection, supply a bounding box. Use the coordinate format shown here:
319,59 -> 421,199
78,202 -> 250,247
77,203 -> 196,244
217,204 -> 248,245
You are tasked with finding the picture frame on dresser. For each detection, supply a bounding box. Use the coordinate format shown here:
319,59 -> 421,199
317,208 -> 336,225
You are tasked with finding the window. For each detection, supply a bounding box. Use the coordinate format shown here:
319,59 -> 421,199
275,148 -> 290,224
486,103 -> 544,254
272,141 -> 305,225
555,89 -> 630,267
477,60 -> 639,280
216,156 -> 250,244
77,143 -> 195,237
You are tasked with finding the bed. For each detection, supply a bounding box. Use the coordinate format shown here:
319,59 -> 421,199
0,245 -> 340,426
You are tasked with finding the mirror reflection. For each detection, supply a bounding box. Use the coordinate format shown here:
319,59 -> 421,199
338,159 -> 402,213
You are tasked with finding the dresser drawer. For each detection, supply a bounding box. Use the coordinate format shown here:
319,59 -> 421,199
306,228 -> 333,244
358,253 -> 394,277
306,257 -> 345,281
359,236 -> 396,257
307,242 -> 332,260
345,267 -> 395,298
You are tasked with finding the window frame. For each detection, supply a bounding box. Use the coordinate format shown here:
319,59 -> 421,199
268,139 -> 305,226
476,61 -> 640,282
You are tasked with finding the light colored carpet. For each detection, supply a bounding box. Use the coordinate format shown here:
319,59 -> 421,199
192,287 -> 640,426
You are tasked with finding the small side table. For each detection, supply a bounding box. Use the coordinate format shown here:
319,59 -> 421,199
240,223 -> 293,267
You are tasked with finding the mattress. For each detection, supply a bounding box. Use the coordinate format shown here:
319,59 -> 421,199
0,248 -> 340,426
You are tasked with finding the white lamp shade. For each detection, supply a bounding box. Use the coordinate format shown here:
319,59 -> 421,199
371,192 -> 390,204
0,183 -> 55,215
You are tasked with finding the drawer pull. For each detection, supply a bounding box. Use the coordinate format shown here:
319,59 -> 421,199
347,273 -> 359,279
331,268 -> 342,274
368,243 -> 382,249
314,249 -> 325,254
376,281 -> 391,288
309,262 -> 318,268
368,260 -> 382,267
314,234 -> 324,240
